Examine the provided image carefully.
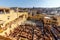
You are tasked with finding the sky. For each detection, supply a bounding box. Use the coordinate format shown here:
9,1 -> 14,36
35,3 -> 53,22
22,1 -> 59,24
0,0 -> 60,8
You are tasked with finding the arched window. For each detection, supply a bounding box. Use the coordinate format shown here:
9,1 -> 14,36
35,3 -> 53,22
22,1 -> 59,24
5,10 -> 10,13
0,9 -> 4,14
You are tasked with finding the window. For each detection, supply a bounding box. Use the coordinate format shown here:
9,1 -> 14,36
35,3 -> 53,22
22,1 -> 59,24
0,9 -> 4,14
5,10 -> 10,13
8,16 -> 10,20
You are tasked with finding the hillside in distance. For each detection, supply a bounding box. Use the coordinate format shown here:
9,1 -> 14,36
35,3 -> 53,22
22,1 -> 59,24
10,7 -> 60,15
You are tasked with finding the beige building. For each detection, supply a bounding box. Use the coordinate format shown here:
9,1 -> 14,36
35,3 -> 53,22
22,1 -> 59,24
0,7 -> 28,27
54,16 -> 60,26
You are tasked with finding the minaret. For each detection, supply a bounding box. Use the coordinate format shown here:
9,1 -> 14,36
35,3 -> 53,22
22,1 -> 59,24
16,7 -> 19,18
